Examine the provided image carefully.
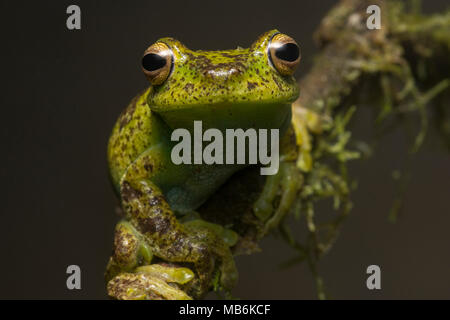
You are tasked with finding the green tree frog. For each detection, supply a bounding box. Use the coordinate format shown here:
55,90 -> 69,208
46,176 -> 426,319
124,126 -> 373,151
105,30 -> 303,300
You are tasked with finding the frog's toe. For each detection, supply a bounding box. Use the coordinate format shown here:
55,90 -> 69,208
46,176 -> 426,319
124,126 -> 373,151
107,264 -> 195,300
183,219 -> 239,247
135,264 -> 195,285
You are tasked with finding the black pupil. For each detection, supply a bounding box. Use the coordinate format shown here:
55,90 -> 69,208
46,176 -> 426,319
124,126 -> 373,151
275,43 -> 299,62
142,53 -> 166,71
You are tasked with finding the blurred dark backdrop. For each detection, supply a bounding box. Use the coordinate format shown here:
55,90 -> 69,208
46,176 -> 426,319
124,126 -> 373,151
0,0 -> 448,299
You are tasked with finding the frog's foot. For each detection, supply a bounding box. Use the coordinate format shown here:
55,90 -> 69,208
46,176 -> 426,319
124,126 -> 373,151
107,264 -> 194,300
253,161 -> 303,234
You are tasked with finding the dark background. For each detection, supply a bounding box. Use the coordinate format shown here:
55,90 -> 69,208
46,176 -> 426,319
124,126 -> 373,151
0,0 -> 449,299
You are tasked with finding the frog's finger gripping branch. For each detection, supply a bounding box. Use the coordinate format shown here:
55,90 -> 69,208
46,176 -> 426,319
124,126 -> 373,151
107,264 -> 195,300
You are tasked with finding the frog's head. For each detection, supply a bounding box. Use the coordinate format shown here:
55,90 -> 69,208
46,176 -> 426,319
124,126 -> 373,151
141,30 -> 300,132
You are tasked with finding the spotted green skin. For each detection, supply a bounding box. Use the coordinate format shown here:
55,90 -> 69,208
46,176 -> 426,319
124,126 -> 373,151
106,29 -> 300,299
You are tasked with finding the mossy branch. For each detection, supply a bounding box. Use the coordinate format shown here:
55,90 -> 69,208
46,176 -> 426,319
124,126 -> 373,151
283,0 -> 450,298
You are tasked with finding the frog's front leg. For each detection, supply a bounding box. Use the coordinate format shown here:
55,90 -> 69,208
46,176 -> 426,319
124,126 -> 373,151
119,177 -> 237,298
253,124 -> 303,234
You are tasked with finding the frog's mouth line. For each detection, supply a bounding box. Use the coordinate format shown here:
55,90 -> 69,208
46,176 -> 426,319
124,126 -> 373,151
150,92 -> 299,114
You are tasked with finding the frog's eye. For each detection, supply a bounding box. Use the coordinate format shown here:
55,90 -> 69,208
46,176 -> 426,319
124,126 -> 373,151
268,33 -> 301,76
142,42 -> 173,85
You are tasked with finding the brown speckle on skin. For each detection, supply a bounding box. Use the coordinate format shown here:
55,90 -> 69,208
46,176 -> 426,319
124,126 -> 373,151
272,74 -> 283,90
119,96 -> 138,130
149,195 -> 162,207
139,215 -> 171,235
121,181 -> 143,203
247,81 -> 258,90
184,83 -> 194,92
143,163 -> 153,173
